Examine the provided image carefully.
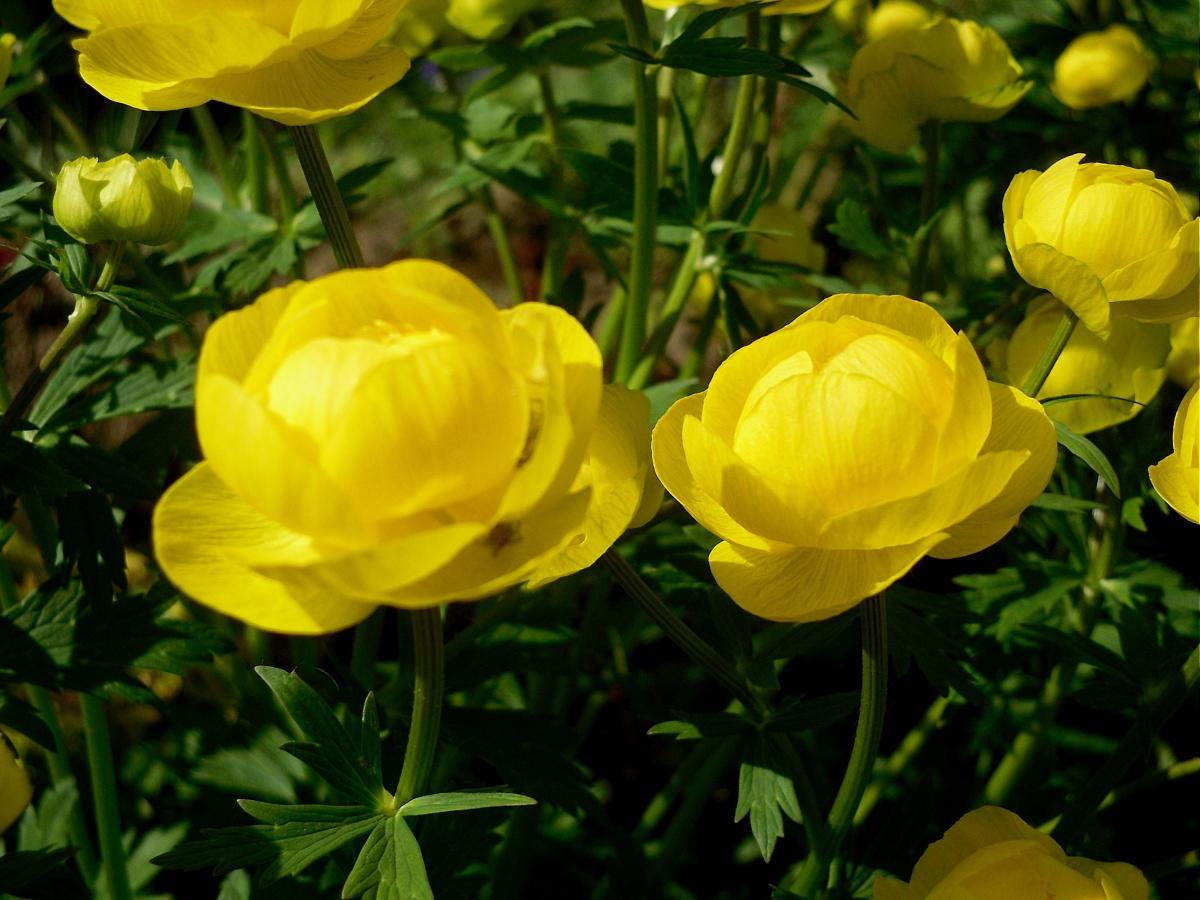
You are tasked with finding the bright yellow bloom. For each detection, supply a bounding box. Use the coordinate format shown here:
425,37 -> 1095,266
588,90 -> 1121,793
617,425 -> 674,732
389,0 -> 449,57
841,18 -> 1030,154
53,0 -> 410,125
0,33 -> 15,89
652,294 -> 1056,622
873,807 -> 1149,900
1003,154 -> 1200,338
865,1 -> 934,43
0,735 -> 33,834
831,0 -> 868,32
1052,25 -> 1154,110
153,261 -> 659,635
1149,383 -> 1199,523
1167,317 -> 1199,387
446,0 -> 537,41
642,0 -> 835,15
54,154 -> 192,246
1005,295 -> 1169,435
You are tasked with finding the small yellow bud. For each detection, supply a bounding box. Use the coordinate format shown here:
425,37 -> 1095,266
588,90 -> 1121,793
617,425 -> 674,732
0,34 -> 15,90
866,1 -> 933,43
1052,25 -> 1154,110
0,733 -> 33,834
53,154 -> 193,246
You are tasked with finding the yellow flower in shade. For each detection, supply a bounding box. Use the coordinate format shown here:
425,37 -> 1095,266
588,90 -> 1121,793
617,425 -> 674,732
841,18 -> 1031,154
831,0 -> 868,33
389,0 -> 449,57
873,807 -> 1149,900
54,154 -> 192,246
642,0 -> 834,15
1149,383 -> 1199,523
1,33 -> 15,89
153,261 -> 660,635
1005,295 -> 1169,435
1003,154 -> 1200,339
651,294 -> 1057,622
52,0 -> 411,125
0,734 -> 33,834
446,0 -> 537,41
1052,25 -> 1154,110
865,1 -> 934,43
1167,317 -> 1199,387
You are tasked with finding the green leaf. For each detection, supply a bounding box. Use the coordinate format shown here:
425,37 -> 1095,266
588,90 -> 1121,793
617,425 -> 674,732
397,792 -> 537,817
827,198 -> 890,259
256,666 -> 384,806
238,801 -> 377,824
0,691 -> 55,749
766,692 -> 860,734
0,180 -> 42,213
735,734 -> 802,863
40,354 -> 195,431
1053,420 -> 1122,498
641,377 -> 700,425
648,712 -> 750,741
0,848 -> 87,900
342,816 -> 432,900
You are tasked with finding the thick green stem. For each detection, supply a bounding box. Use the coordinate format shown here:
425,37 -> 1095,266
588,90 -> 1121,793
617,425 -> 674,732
783,595 -> 888,896
0,243 -> 123,439
1020,308 -> 1080,398
907,120 -> 941,300
81,695 -> 133,900
614,0 -> 659,382
242,110 -> 268,213
602,550 -> 768,720
258,120 -> 299,226
190,106 -> 240,208
392,607 -> 444,808
289,124 -> 365,269
479,187 -> 524,305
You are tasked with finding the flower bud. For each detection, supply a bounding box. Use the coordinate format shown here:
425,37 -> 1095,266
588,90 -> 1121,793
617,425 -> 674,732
0,734 -> 33,834
1149,383 -> 1199,524
446,0 -> 539,41
0,33 -> 15,90
866,1 -> 934,43
53,154 -> 192,246
1052,25 -> 1154,110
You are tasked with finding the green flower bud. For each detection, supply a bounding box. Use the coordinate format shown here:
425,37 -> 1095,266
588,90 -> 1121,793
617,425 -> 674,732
53,154 -> 193,246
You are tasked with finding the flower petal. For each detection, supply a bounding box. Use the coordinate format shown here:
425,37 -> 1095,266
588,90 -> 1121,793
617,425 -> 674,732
1011,242 -> 1111,338
798,293 -> 960,356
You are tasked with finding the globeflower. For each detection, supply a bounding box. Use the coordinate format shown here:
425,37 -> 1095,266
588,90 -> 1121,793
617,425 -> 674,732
652,294 -> 1056,622
1004,295 -> 1169,435
873,806 -> 1149,900
446,0 -> 538,41
642,0 -> 835,15
1052,25 -> 1154,110
1149,383 -> 1199,524
53,154 -> 193,246
153,261 -> 660,634
865,1 -> 934,43
0,33 -> 15,90
1167,317 -> 1198,387
1003,154 -> 1200,338
52,0 -> 410,125
841,18 -> 1031,154
0,735 -> 32,834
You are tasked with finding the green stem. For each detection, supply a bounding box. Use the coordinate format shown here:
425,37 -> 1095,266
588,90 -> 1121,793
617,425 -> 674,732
392,607 -> 444,808
783,595 -> 888,896
680,293 -> 721,379
190,106 -> 240,208
1019,308 -> 1080,398
656,65 -> 677,183
242,110 -> 268,213
80,695 -> 133,900
350,609 -> 386,689
907,119 -> 941,300
0,243 -> 123,439
598,286 -> 628,367
706,23 -> 759,220
614,0 -> 659,383
736,17 -> 781,223
258,120 -> 299,226
627,236 -> 704,390
289,124 -> 365,269
601,550 -> 768,720
480,187 -> 525,305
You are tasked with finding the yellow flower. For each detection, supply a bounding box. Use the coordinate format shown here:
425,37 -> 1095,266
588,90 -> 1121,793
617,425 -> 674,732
873,806 -> 1149,900
389,0 -> 449,57
1167,317 -> 1199,387
642,0 -> 835,14
1005,295 -> 1169,435
0,734 -> 33,834
153,261 -> 659,635
446,0 -> 538,40
52,0 -> 410,125
1,33 -> 15,89
1003,154 -> 1200,338
1052,25 -> 1154,110
865,1 -> 934,43
651,294 -> 1056,622
841,18 -> 1030,154
831,0 -> 868,33
53,154 -> 193,246
1149,383 -> 1199,524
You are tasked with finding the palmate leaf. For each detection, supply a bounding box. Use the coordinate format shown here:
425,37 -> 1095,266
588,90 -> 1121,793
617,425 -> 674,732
735,733 -> 803,863
342,816 -> 432,900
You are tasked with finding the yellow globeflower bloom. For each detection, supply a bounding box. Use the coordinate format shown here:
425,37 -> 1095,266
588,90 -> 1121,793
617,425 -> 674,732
1003,154 -> 1200,338
54,154 -> 192,246
153,261 -> 660,634
874,807 -> 1149,900
52,0 -> 411,125
1052,25 -> 1154,110
652,294 -> 1057,622
642,0 -> 834,15
865,1 -> 934,43
1167,317 -> 1199,387
0,33 -> 15,89
390,0 -> 449,57
0,734 -> 33,834
1149,383 -> 1199,523
841,18 -> 1030,154
446,0 -> 537,41
1006,295 -> 1169,435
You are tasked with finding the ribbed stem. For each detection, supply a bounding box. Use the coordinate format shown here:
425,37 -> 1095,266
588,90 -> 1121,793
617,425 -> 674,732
242,110 -> 268,213
907,120 -> 941,300
1020,308 -> 1079,398
392,608 -> 444,807
480,187 -> 525,305
289,124 -> 365,269
81,695 -> 133,900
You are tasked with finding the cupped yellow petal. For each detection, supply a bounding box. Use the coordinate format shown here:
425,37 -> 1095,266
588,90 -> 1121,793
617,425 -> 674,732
1011,154 -> 1085,248
54,0 -> 102,29
1111,275 -> 1200,324
1167,317 -> 1199,387
288,0 -> 371,45
1102,218 -> 1200,302
798,292 -> 960,356
924,840 -> 1104,899
200,281 -> 304,382
652,393 -> 781,553
0,736 -> 32,834
871,874 -> 914,900
1066,860 -> 1150,900
709,535 -> 946,623
1149,454 -> 1200,523
311,0 -> 408,59
1011,242 -> 1111,338
153,464 -> 376,634
1058,181 -> 1188,279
